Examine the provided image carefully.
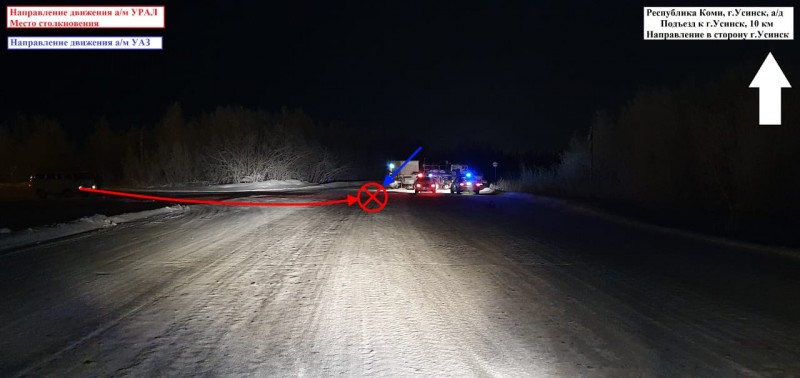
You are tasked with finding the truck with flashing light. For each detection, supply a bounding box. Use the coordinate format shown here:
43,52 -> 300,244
386,160 -> 420,189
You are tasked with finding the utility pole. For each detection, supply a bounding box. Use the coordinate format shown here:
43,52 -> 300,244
588,123 -> 594,188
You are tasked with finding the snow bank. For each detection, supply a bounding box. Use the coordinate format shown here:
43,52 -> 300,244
119,180 -> 365,193
0,205 -> 187,253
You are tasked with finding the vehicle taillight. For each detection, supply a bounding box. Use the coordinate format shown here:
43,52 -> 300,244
431,184 -> 435,188
416,184 -> 421,188
476,183 -> 482,186
417,173 -> 424,178
460,183 -> 465,186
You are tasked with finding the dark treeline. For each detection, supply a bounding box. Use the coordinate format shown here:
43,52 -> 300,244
503,67 -> 800,223
0,103 -> 548,188
0,105 -> 367,186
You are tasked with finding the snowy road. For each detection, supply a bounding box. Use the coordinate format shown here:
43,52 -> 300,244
2,189 -> 800,376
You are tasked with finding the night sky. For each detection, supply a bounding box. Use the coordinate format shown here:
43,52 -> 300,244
2,0 -> 797,152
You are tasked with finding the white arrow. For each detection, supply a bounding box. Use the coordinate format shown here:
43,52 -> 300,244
749,52 -> 791,125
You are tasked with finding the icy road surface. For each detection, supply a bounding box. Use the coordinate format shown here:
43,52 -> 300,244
2,190 -> 799,376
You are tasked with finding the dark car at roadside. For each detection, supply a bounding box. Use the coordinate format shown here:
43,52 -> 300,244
413,176 -> 437,194
29,171 -> 99,199
450,176 -> 484,194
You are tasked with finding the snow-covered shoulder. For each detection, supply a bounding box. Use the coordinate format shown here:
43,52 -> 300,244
0,205 -> 187,253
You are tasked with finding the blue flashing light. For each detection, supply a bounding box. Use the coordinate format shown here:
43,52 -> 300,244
388,162 -> 395,170
465,172 -> 472,178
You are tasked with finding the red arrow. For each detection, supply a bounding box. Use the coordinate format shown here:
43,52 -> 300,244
79,187 -> 358,207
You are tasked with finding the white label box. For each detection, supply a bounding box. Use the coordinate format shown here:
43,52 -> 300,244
7,6 -> 165,29
643,7 -> 793,40
8,36 -> 163,50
